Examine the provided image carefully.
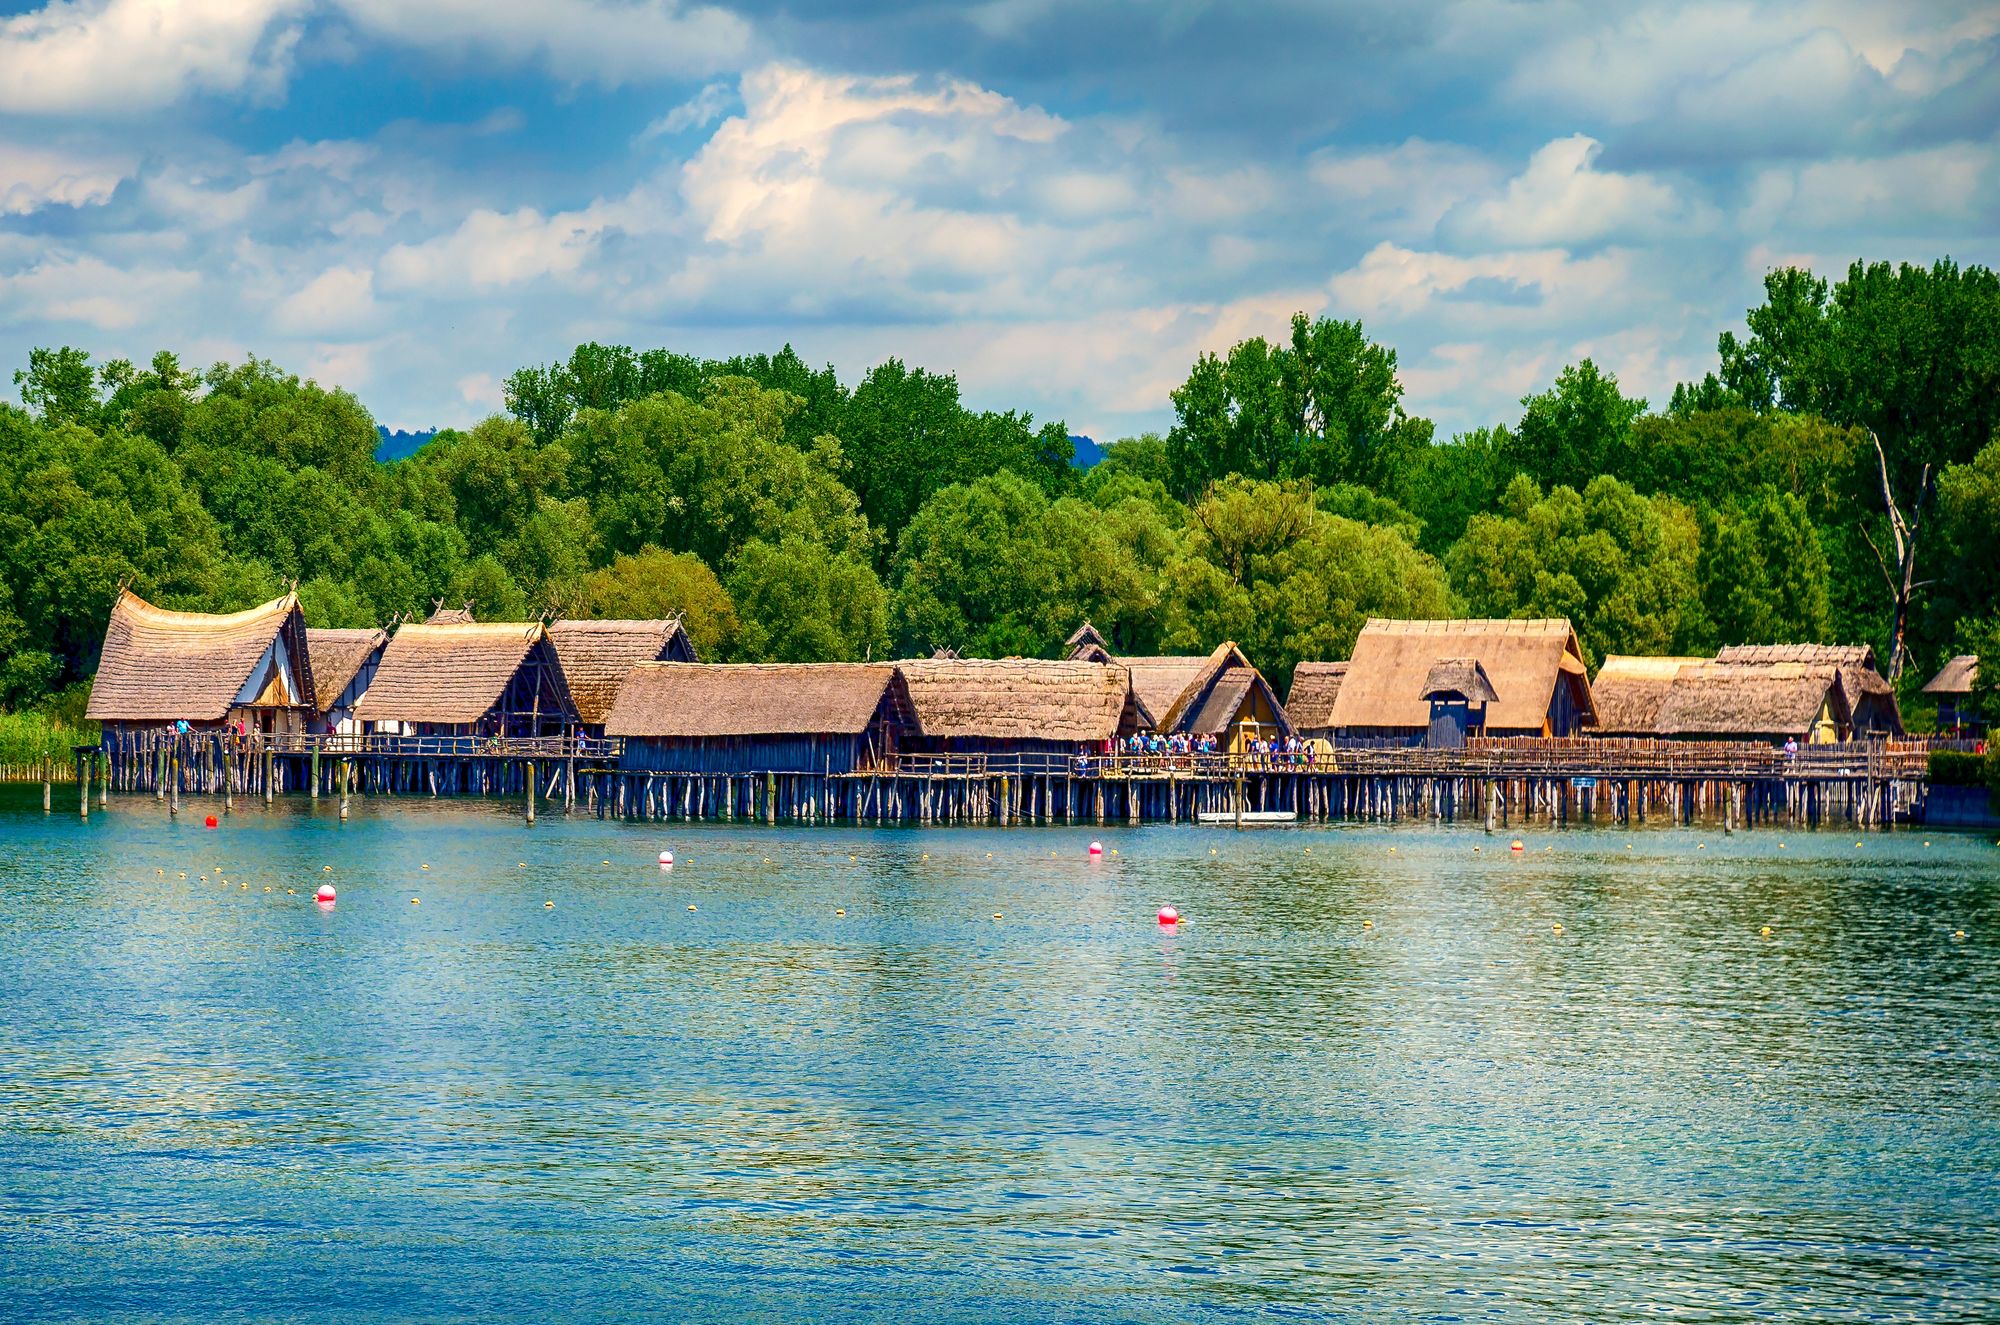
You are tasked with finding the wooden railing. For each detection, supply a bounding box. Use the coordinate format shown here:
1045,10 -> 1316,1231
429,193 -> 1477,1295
103,729 -> 621,761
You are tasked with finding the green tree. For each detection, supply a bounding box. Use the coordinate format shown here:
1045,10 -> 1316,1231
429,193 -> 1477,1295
730,536 -> 889,663
14,347 -> 100,428
563,546 -> 742,660
1697,490 -> 1833,648
1508,360 -> 1648,493
1447,475 -> 1701,665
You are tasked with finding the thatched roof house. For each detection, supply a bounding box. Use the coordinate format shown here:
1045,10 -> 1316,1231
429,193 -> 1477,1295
1421,658 -> 1497,703
1590,655 -> 1707,736
1066,628 -> 1289,744
1714,644 -> 1902,735
1654,661 -> 1851,743
1325,618 -> 1594,741
547,618 -> 696,732
306,627 -> 389,731
87,589 -> 314,731
898,658 -> 1138,749
1923,654 -> 1983,734
353,621 -> 575,736
606,662 -> 913,773
1286,662 -> 1348,736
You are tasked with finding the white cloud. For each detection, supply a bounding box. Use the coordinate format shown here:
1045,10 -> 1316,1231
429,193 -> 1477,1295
1310,138 -> 1503,240
1440,135 -> 1700,249
272,265 -> 377,334
378,205 -> 620,294
639,81 -> 735,141
333,0 -> 752,84
0,253 -> 201,330
1743,143 -> 1995,233
0,0 -> 306,114
0,142 -> 131,213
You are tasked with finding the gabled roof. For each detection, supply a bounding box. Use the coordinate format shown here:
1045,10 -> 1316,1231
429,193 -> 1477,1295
87,589 -> 313,722
547,619 -> 697,724
1715,642 -> 1897,719
1590,655 -> 1707,735
898,658 -> 1134,741
306,627 -> 388,711
1655,661 -> 1851,738
1151,642 -> 1288,736
1123,655 -> 1211,728
426,605 -> 475,625
1327,618 -> 1593,732
1921,654 -> 1978,697
1286,662 -> 1348,730
1421,658 -> 1498,703
605,663 -> 910,738
1065,620 -> 1109,654
353,621 -> 552,725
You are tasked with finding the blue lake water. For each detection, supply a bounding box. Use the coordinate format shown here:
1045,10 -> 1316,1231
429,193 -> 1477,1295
2,787 -> 1997,1322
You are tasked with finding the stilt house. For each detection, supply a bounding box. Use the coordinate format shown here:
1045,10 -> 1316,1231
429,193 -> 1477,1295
897,658 -> 1140,761
606,663 -> 914,774
1285,662 -> 1348,744
1066,627 -> 1290,749
1921,655 -> 1982,737
1713,644 -> 1902,736
1654,661 -> 1851,744
352,620 -> 576,739
1323,618 -> 1595,745
307,627 -> 389,734
87,589 -> 315,735
1588,656 -> 1708,736
547,618 -> 697,738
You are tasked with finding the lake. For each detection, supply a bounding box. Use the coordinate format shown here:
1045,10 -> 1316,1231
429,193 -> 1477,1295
2,787 -> 1996,1322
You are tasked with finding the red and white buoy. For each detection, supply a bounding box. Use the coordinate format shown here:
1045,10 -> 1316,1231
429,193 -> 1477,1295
1510,839 -> 1525,853
1088,841 -> 1102,857
314,884 -> 336,903
658,850 -> 674,868
1157,905 -> 1180,926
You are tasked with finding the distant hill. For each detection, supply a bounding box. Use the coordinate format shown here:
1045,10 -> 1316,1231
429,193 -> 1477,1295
1068,434 -> 1103,468
375,426 -> 437,462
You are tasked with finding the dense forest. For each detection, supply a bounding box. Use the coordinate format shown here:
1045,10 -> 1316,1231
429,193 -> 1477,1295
4,257 -> 1997,736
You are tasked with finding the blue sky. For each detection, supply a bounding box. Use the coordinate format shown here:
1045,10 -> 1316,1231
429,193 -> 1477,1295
0,1 -> 1995,440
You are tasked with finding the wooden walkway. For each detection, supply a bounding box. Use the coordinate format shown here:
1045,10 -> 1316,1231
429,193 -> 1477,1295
75,729 -> 1941,830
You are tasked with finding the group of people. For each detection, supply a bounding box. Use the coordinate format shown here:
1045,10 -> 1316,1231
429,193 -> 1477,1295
1077,730 -> 1317,768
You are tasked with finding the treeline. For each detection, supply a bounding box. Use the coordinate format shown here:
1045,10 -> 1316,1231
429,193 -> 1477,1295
3,257 -> 1996,727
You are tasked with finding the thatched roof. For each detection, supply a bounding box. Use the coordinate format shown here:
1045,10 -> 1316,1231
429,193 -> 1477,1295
1123,655 -> 1211,727
547,619 -> 696,724
306,628 -> 388,711
604,663 -> 910,738
1065,621 -> 1109,654
353,621 -> 550,725
1286,662 -> 1348,730
898,658 -> 1133,741
1184,669 -> 1255,735
1922,655 -> 1979,697
1421,658 -> 1498,703
1714,643 -> 1896,717
1327,618 -> 1593,732
1655,661 -> 1851,738
426,605 -> 475,625
88,589 -> 313,722
1590,655 -> 1706,735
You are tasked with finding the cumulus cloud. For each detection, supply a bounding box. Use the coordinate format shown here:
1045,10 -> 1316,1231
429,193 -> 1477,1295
1439,135 -> 1701,249
333,0 -> 752,84
0,0 -> 307,114
272,265 -> 378,334
1310,138 -> 1503,240
0,142 -> 131,213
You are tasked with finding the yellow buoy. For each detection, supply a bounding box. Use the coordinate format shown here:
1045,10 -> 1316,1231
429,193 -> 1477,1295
1954,929 -> 1966,940
1761,926 -> 1772,937
1388,847 -> 1397,854
835,908 -> 846,917
1304,847 -> 1311,854
1855,842 -> 1863,849
324,866 -> 333,872
603,860 -> 611,865
993,912 -> 1003,920
518,862 -> 527,868
262,886 -> 271,893
850,855 -> 857,861
287,889 -> 295,895
1698,844 -> 1706,850
688,904 -> 697,912
1552,923 -> 1563,934
1362,919 -> 1373,929
421,864 -> 429,870
1111,849 -> 1119,856
546,901 -> 554,909
922,854 -> 929,860
410,897 -> 419,905
178,872 -> 186,879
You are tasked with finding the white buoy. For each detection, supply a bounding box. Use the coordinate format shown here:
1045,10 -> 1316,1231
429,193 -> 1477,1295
659,850 -> 674,866
1088,841 -> 1103,856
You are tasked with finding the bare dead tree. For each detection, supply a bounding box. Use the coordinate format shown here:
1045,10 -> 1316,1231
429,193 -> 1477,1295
1859,429 -> 1934,682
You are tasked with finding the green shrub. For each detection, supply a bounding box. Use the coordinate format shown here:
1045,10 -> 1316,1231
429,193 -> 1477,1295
1929,749 -> 1987,786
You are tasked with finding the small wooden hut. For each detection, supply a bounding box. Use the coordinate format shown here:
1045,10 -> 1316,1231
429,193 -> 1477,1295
1654,661 -> 1851,744
306,627 -> 389,734
606,663 -> 914,774
87,588 -> 315,734
1420,658 -> 1497,748
1921,655 -> 1982,736
1588,656 -> 1708,736
352,621 -> 575,739
897,658 -> 1140,759
1714,644 -> 1902,736
1323,618 -> 1595,744
1067,628 -> 1289,747
547,619 -> 697,738
1285,662 -> 1348,744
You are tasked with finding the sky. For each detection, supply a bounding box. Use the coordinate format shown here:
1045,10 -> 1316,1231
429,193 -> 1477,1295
0,1 -> 1995,440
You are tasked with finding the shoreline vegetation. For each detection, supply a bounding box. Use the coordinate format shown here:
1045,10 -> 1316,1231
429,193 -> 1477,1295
2,256 -> 1996,747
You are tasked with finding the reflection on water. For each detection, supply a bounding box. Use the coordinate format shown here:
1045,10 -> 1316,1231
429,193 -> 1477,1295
1,787 -> 1995,1321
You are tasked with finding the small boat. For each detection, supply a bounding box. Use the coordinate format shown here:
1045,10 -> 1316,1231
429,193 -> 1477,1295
1196,810 -> 1298,825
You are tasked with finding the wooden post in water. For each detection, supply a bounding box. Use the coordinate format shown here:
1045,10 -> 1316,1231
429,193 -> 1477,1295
339,759 -> 350,821
525,760 -> 537,825
75,752 -> 86,820
310,746 -> 320,800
